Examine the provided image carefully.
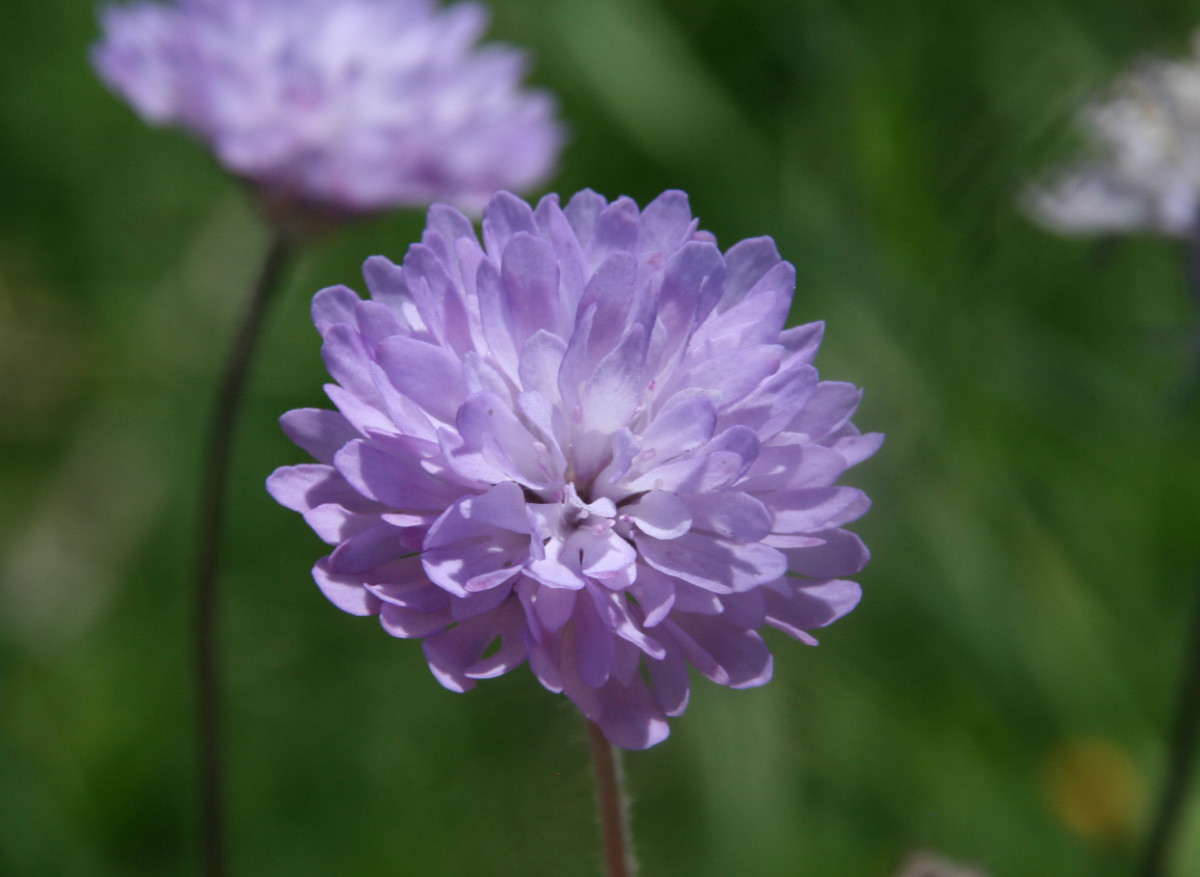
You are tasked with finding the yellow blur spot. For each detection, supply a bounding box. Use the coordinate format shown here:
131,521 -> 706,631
1043,737 -> 1146,841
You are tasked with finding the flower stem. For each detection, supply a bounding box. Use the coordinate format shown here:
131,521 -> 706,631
1137,570 -> 1200,877
194,234 -> 293,877
586,720 -> 636,877
1178,238 -> 1200,409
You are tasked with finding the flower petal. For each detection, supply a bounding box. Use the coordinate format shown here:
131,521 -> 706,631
422,598 -> 526,692
624,491 -> 692,540
771,528 -> 871,579
638,393 -> 717,462
638,531 -> 787,594
764,579 -> 862,643
684,490 -> 773,543
502,233 -> 562,347
574,586 -> 615,688
333,440 -> 462,511
279,408 -> 360,464
665,615 -> 772,689
789,381 -> 863,441
374,335 -> 469,425
768,487 -> 872,534
312,557 -> 381,617
629,564 -> 676,627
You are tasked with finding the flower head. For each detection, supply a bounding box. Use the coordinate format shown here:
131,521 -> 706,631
1028,34 -> 1200,237
268,189 -> 881,748
92,0 -> 563,222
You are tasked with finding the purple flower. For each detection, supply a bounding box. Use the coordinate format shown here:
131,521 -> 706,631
268,189 -> 881,748
92,0 -> 563,220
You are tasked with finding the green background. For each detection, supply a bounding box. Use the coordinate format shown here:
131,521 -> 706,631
3,0 -> 1200,874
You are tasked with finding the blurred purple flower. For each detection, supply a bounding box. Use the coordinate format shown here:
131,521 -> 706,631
92,0 -> 563,221
268,189 -> 881,748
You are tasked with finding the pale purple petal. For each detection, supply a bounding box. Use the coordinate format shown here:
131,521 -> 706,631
655,241 -> 725,346
780,321 -> 825,367
720,236 -> 782,311
668,344 -> 783,410
672,583 -> 724,615
768,486 -> 872,533
788,381 -> 863,441
629,565 -> 676,627
684,491 -> 773,543
579,530 -> 638,582
638,393 -> 718,461
621,450 -> 747,496
420,487 -> 533,596
637,190 -> 695,256
719,364 -> 818,439
646,646 -> 690,716
321,323 -> 382,407
380,602 -> 453,638
482,190 -> 539,257
624,491 -> 692,540
266,463 -> 368,514
719,589 -> 767,630
329,522 -> 419,576
574,587 -> 615,687
422,598 -> 526,692
518,331 -> 568,405
770,529 -> 871,579
501,233 -> 562,346
475,258 -> 521,378
666,615 -> 773,688
302,502 -> 380,545
575,253 -> 638,368
525,536 -> 588,590
528,582 -> 577,633
374,335 -> 468,425
278,408 -> 361,464
587,197 -> 641,268
579,325 -> 648,435
831,431 -> 886,467
738,441 -> 846,493
452,392 -> 550,487
313,557 -> 382,617
333,440 -> 462,511
638,531 -> 787,594
324,382 -> 400,437
312,285 -> 364,333
764,579 -> 863,642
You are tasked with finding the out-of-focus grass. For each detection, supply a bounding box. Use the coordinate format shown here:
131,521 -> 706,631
4,0 -> 1200,874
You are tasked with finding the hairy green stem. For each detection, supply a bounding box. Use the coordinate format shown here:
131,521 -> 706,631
587,720 -> 636,877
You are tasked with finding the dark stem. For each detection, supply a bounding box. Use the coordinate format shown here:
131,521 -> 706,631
1178,237 -> 1200,409
586,720 -> 636,877
1137,571 -> 1200,877
195,234 -> 293,877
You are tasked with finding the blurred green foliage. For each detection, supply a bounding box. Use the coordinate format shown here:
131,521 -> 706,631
4,0 -> 1200,874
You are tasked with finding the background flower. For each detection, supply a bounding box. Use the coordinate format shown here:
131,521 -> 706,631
92,0 -> 563,218
1028,33 -> 1200,237
268,189 -> 880,748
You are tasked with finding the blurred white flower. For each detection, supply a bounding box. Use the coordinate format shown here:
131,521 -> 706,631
895,850 -> 989,877
1029,34 -> 1200,237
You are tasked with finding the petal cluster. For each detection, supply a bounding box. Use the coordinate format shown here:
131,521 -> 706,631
268,189 -> 881,748
92,0 -> 563,216
1029,34 -> 1200,237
